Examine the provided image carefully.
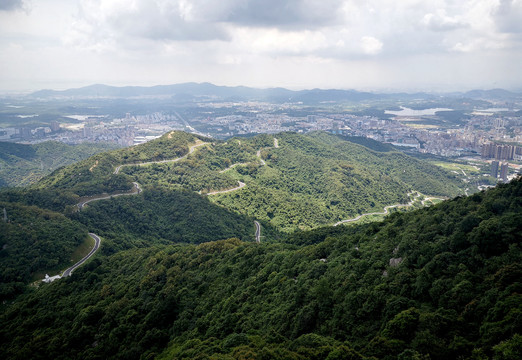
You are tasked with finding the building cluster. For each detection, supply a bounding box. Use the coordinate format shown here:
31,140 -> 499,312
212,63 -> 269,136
192,104 -> 521,160
3,102 -> 521,172
3,112 -> 184,146
481,143 -> 522,161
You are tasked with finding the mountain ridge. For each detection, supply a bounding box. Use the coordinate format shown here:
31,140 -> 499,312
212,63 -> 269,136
27,82 -> 522,102
27,130 -> 464,232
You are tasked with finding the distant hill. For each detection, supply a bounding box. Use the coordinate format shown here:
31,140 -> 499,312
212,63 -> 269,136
28,82 -> 521,103
28,83 -> 379,103
0,141 -> 118,188
462,88 -> 521,101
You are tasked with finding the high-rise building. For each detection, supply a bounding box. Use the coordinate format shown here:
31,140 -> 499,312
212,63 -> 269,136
500,162 -> 509,182
481,144 -> 517,160
50,121 -> 60,132
490,161 -> 499,178
19,127 -> 32,140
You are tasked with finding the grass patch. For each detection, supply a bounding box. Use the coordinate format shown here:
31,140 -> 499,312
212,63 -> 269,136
431,161 -> 481,175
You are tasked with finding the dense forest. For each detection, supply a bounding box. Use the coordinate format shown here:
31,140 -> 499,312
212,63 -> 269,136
1,130 -> 517,359
210,132 -> 463,231
71,188 -> 275,250
0,202 -> 88,299
1,178 -> 520,360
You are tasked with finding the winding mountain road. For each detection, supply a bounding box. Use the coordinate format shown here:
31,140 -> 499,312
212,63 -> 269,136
254,221 -> 261,243
78,182 -> 142,210
206,181 -> 246,195
210,137 -> 280,194
113,142 -> 208,174
257,149 -> 266,165
334,192 -> 421,226
61,233 -> 101,277
219,163 -> 249,173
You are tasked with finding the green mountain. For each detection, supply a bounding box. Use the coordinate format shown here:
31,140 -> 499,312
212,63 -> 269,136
0,141 -> 118,187
206,132 -> 463,231
1,177 -> 520,360
31,131 -> 464,232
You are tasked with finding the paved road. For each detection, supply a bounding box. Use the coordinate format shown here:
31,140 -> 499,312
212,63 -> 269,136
256,149 -> 266,165
114,142 -> 208,174
206,181 -> 246,195
334,192 -> 421,226
62,233 -> 101,277
254,221 -> 261,243
256,137 -> 279,166
219,162 -> 249,173
174,111 -> 208,137
78,182 -> 142,210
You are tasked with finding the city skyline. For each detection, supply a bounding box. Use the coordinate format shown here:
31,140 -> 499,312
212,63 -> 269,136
1,0 -> 522,93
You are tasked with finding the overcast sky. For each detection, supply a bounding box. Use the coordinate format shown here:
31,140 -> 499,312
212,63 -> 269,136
1,0 -> 521,92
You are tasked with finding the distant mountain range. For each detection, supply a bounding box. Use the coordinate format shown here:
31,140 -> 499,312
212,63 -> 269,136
28,83 -> 522,103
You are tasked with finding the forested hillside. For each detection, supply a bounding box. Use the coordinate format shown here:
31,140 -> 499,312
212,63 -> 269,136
70,188 -> 273,250
1,178 -> 520,360
0,141 -> 117,187
209,132 -> 463,231
0,202 -> 88,299
53,130 -> 462,232
33,131 -> 203,196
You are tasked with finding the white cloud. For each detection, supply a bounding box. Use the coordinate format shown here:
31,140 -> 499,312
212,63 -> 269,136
0,0 -> 521,91
360,36 -> 383,55
493,0 -> 522,33
421,10 -> 468,31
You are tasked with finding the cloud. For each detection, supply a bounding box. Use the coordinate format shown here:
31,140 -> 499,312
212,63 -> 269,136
2,0 -> 519,92
493,0 -> 522,33
0,0 -> 24,11
360,36 -> 383,55
224,0 -> 344,29
421,10 -> 468,32
70,0 -> 230,48
69,0 -> 346,49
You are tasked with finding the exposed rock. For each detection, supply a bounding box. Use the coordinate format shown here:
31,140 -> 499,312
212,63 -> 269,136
389,257 -> 403,267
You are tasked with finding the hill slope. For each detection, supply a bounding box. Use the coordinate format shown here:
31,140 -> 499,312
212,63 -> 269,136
0,141 -> 117,187
40,130 -> 463,232
30,131 -> 465,231
1,178 -> 520,360
207,132 -> 463,231
0,202 -> 88,299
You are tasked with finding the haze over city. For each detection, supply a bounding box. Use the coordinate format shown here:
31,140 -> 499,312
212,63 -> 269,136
1,0 -> 522,93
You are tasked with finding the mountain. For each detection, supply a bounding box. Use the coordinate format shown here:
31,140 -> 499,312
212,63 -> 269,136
26,83 -> 418,103
0,141 -> 118,188
29,131 -> 464,232
28,83 -> 293,101
462,88 -> 522,101
27,82 -> 522,104
1,177 -> 520,359
0,128 -> 519,359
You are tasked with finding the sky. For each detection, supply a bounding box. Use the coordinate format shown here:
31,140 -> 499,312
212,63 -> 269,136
0,0 -> 521,93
